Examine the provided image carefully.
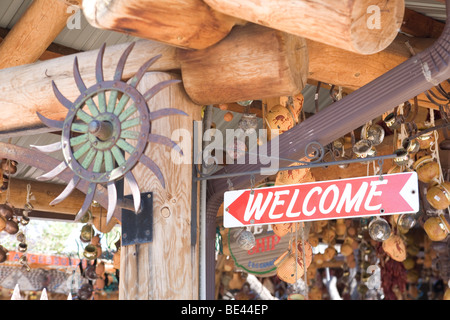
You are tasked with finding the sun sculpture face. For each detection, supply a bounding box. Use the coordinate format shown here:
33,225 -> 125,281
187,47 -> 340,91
31,43 -> 186,223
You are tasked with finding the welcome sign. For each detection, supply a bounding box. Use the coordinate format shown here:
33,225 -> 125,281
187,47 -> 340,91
224,172 -> 419,228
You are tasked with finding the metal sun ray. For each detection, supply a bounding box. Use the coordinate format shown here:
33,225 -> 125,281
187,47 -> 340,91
31,42 -> 186,223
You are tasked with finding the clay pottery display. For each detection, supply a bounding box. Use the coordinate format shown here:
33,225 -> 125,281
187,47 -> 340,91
413,156 -> 440,183
340,243 -> 353,256
5,219 -> 19,235
423,215 -> 450,241
426,182 -> 450,210
308,233 -> 319,247
272,223 -> 294,238
323,246 -> 337,261
382,234 -> 407,262
0,203 -> 13,220
274,251 -> 305,284
335,219 -> 347,236
321,228 -> 336,244
0,216 -> 6,232
0,245 -> 8,263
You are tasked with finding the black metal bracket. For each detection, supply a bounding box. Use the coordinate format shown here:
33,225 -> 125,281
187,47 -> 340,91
121,192 -> 154,246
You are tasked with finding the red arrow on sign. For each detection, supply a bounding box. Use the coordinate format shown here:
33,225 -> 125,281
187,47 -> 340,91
223,172 -> 419,228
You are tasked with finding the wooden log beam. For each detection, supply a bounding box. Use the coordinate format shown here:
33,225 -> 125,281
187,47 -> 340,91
0,141 -> 112,219
0,178 -> 104,217
0,39 -> 179,134
204,0 -> 404,55
177,24 -> 308,105
82,0 -> 245,50
0,23 -> 442,135
0,0 -> 82,69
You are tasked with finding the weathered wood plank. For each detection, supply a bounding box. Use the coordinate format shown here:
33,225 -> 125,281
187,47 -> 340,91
119,72 -> 201,299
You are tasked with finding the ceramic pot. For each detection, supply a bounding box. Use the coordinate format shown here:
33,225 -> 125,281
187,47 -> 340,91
5,219 -> 18,235
423,215 -> 449,241
413,156 -> 440,183
0,204 -> 13,220
0,245 -> 8,263
426,182 -> 450,210
274,251 -> 304,284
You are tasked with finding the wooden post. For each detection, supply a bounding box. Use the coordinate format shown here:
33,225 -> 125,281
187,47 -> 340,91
203,0 -> 405,54
178,24 -> 308,105
82,0 -> 245,50
119,72 -> 201,299
0,0 -> 81,69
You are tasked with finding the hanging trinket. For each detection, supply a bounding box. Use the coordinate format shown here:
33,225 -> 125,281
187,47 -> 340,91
361,123 -> 385,146
397,214 -> 417,234
353,139 -> 376,159
368,217 -> 391,242
413,155 -> 440,183
402,138 -> 420,154
393,148 -> 409,166
83,244 -> 98,260
232,227 -> 255,250
80,223 -> 94,243
416,131 -> 435,149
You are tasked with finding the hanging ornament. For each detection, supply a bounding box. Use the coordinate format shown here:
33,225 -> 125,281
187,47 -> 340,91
80,223 -> 94,243
232,227 -> 255,250
397,214 -> 417,234
423,214 -> 450,241
393,148 -> 409,166
426,181 -> 450,210
368,217 -> 391,242
361,123 -> 385,146
353,139 -> 376,161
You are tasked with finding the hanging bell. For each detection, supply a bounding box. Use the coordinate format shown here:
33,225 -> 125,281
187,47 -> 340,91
384,113 -> 398,130
353,139 -> 376,159
393,148 -> 410,166
238,113 -> 258,134
16,231 -> 26,243
80,224 -> 94,243
397,214 -> 417,234
83,244 -> 98,260
18,242 -> 27,253
402,138 -> 420,154
5,219 -> 19,235
80,210 -> 92,224
19,216 -> 30,226
368,217 -> 391,241
361,123 -> 385,146
78,283 -> 94,300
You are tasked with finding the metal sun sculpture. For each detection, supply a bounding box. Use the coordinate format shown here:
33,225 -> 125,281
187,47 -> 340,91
31,43 -> 187,223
